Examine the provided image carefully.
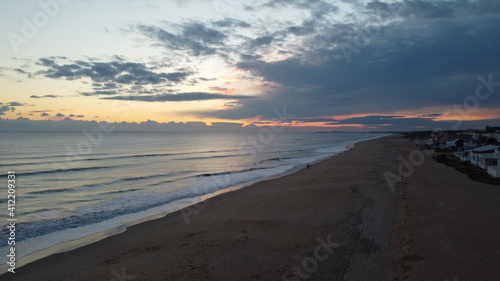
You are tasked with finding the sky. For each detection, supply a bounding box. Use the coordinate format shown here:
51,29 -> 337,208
1,0 -> 500,132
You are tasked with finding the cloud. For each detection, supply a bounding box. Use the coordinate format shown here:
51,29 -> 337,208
0,118 -> 260,133
0,105 -> 10,115
40,113 -> 49,116
25,57 -> 195,97
81,91 -> 118,96
35,57 -> 191,86
324,115 -> 477,131
209,86 -> 238,94
287,21 -> 316,36
102,92 -> 256,102
365,0 -> 454,19
421,113 -> 441,118
14,68 -> 29,74
212,18 -> 251,28
30,110 -> 54,113
206,14 -> 500,122
365,0 -> 500,19
30,95 -> 60,99
250,36 -> 274,48
133,2 -> 333,66
7,102 -> 25,106
138,22 -> 227,56
56,113 -> 65,117
6,0 -> 500,131
198,77 -> 217,81
66,114 -> 85,118
240,54 -> 263,61
120,1 -> 500,129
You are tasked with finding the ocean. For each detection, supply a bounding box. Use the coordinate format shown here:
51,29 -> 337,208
0,131 -> 385,264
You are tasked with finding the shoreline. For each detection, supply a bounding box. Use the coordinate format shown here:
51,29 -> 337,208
2,136 -> 398,280
1,135 -> 386,275
9,135 -> 498,280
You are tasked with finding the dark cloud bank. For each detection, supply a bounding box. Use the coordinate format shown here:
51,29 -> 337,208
198,0 -> 500,130
123,0 -> 500,130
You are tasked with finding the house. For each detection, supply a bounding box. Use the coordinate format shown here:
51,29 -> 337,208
463,141 -> 477,150
470,145 -> 500,166
446,139 -> 459,149
454,141 -> 477,152
472,132 -> 482,141
488,166 -> 500,178
476,153 -> 500,170
495,133 -> 500,143
454,144 -> 500,177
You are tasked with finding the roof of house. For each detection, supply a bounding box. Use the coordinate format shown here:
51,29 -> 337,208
472,145 -> 499,152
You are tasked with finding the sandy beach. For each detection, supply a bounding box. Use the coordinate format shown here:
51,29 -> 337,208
388,138 -> 500,280
3,136 -> 500,280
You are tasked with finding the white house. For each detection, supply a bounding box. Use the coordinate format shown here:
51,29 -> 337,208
470,145 -> 500,166
488,166 -> 500,178
454,144 -> 500,177
476,153 -> 500,170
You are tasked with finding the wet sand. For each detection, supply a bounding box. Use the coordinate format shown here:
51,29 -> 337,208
3,136 -> 499,280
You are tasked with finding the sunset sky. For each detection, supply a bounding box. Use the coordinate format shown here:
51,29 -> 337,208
1,0 -> 500,131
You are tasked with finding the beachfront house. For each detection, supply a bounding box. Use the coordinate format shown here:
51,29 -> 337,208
476,153 -> 500,170
453,142 -> 478,155
463,141 -> 477,150
470,145 -> 499,166
488,166 -> 500,178
446,139 -> 460,150
469,145 -> 500,171
454,144 -> 500,178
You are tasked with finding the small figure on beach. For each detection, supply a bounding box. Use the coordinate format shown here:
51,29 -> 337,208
307,164 -> 311,169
